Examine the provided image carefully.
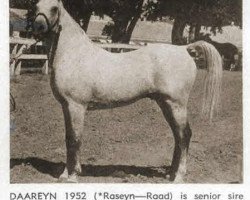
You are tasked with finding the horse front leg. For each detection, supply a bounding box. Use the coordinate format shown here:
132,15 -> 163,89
59,100 -> 87,183
157,99 -> 192,183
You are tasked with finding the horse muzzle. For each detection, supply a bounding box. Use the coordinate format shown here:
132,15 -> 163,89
32,14 -> 49,38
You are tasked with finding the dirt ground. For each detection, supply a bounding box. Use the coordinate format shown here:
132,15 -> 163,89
10,70 -> 242,184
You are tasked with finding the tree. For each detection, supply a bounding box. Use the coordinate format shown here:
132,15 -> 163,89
145,0 -> 242,44
64,0 -> 145,43
101,0 -> 145,44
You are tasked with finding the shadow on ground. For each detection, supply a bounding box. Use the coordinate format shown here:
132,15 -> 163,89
10,157 -> 169,179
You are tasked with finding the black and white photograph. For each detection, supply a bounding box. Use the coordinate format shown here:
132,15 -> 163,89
1,0 -> 249,193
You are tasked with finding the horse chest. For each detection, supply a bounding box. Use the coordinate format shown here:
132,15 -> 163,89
51,64 -> 92,102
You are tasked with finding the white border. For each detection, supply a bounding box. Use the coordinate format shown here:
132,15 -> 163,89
243,0 -> 250,187
1,0 -> 250,199
0,0 -> 10,199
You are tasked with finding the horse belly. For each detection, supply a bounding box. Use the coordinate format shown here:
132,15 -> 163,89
91,65 -> 155,104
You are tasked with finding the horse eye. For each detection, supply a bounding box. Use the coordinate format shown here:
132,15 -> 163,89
51,6 -> 58,13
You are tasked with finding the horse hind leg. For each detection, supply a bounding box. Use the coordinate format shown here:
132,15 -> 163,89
156,98 -> 192,183
59,100 -> 87,183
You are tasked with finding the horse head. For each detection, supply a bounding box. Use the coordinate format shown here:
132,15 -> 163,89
32,0 -> 62,39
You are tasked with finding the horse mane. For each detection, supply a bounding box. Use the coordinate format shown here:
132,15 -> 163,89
59,2 -> 93,44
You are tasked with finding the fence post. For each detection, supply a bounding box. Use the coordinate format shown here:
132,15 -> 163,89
13,44 -> 26,75
15,60 -> 22,75
42,59 -> 49,74
10,44 -> 18,76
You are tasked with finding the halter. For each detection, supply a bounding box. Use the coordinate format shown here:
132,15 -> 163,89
33,7 -> 61,38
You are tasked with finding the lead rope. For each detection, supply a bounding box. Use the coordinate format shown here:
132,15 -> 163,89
46,25 -> 61,71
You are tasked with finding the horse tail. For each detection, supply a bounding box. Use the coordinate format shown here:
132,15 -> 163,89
187,41 -> 223,120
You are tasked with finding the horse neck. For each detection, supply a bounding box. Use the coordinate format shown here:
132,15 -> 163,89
45,4 -> 99,69
56,4 -> 96,54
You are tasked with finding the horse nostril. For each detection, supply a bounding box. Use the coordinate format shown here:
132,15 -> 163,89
33,21 -> 48,34
38,24 -> 45,31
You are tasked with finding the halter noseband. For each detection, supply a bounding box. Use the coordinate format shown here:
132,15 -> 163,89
33,8 -> 61,37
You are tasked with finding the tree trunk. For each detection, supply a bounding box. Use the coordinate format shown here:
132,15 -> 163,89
119,17 -> 140,44
171,17 -> 187,45
111,20 -> 128,43
81,12 -> 92,32
194,24 -> 201,40
110,20 -> 128,52
187,23 -> 202,43
111,0 -> 144,44
122,0 -> 144,43
188,24 -> 196,43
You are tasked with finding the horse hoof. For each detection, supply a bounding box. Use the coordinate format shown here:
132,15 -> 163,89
58,175 -> 68,183
166,173 -> 184,183
58,167 -> 68,182
172,176 -> 185,184
58,175 -> 78,183
66,175 -> 78,183
58,176 -> 67,183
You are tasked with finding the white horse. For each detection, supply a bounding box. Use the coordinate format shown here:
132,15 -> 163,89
32,0 -> 222,183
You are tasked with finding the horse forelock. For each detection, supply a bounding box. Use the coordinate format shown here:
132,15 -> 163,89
36,0 -> 62,16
